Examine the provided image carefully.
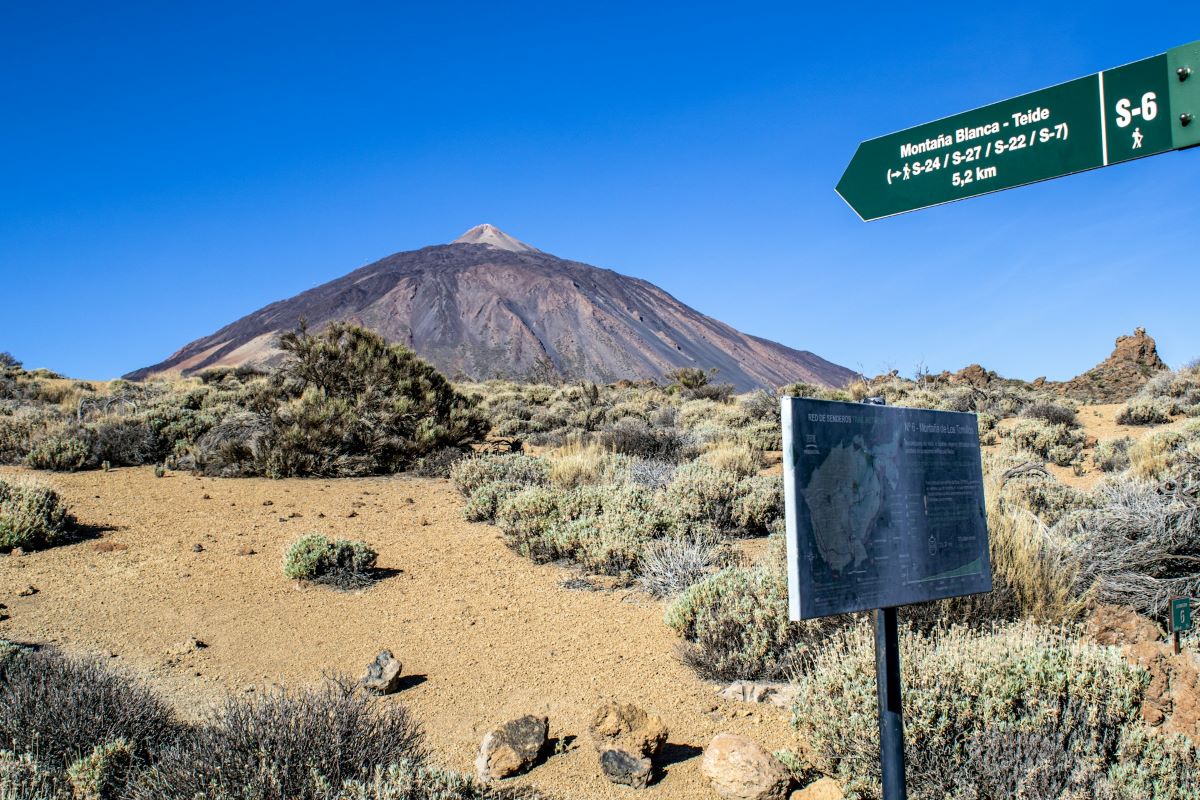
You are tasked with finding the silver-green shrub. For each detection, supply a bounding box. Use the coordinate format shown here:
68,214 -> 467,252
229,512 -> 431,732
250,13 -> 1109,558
282,534 -> 378,589
0,478 -> 74,551
791,622 -> 1194,800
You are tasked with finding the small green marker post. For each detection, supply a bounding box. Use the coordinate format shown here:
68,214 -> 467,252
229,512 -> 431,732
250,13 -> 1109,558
1169,597 -> 1193,655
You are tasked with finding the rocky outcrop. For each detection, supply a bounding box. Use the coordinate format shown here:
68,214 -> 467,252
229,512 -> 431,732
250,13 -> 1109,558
1060,328 -> 1169,401
701,733 -> 792,800
127,226 -> 857,392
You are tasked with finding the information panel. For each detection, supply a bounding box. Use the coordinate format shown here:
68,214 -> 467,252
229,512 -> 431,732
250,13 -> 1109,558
781,398 -> 991,620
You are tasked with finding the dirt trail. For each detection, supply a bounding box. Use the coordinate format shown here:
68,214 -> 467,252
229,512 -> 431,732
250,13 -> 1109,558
0,466 -> 794,799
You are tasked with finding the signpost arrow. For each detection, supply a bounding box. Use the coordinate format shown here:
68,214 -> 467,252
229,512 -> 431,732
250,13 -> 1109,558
837,41 -> 1200,221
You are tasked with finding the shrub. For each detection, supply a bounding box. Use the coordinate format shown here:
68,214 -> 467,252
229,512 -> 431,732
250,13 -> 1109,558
665,367 -> 714,390
1094,437 -> 1133,472
0,648 -> 179,772
1003,476 -> 1095,526
638,528 -> 726,598
66,740 -> 134,800
982,457 -> 1083,622
598,418 -> 694,462
409,447 -> 468,478
334,760 -> 548,799
90,419 -> 160,467
1066,479 -> 1200,619
1128,419 -> 1200,486
495,486 -> 562,559
666,538 -> 838,679
1005,419 -> 1085,466
449,455 -> 548,498
700,443 -> 763,478
0,415 -> 37,464
791,622 -> 1184,800
732,475 -> 784,532
545,441 -> 631,487
625,458 -> 677,490
128,677 -> 426,800
25,426 -> 93,471
0,478 -> 75,551
1118,396 -> 1175,426
1019,401 -> 1077,426
254,323 -> 487,477
549,484 -> 674,575
460,481 -> 525,523
0,750 -> 70,799
282,534 -> 379,589
664,461 -> 741,530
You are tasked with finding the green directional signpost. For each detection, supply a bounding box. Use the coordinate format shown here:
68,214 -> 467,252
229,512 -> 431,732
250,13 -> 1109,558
1170,596 -> 1194,655
837,41 -> 1200,220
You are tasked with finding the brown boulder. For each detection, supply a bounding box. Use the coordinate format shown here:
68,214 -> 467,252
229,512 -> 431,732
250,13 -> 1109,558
701,733 -> 791,800
588,701 -> 668,757
791,778 -> 844,800
475,715 -> 548,781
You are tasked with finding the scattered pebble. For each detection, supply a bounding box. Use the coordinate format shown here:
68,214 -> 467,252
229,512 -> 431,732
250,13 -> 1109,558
202,494 -> 211,500
348,511 -> 358,518
192,543 -> 205,553
262,500 -> 273,506
236,546 -> 257,556
17,585 -> 37,597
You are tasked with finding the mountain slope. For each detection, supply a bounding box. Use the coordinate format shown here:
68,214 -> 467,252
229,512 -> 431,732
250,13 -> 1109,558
127,225 -> 856,391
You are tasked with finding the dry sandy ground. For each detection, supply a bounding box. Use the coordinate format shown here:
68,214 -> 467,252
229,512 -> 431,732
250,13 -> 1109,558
0,466 -> 793,799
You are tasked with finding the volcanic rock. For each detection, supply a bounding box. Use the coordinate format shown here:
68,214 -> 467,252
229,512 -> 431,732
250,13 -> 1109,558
475,714 -> 548,781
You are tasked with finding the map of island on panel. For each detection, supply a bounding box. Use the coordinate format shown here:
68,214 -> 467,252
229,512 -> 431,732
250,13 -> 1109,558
781,398 -> 992,620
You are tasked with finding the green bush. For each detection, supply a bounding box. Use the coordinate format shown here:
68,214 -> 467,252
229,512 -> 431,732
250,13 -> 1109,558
1019,401 -> 1077,426
489,481 -> 676,575
0,478 -> 75,551
732,475 -> 784,532
66,740 -> 134,800
1003,476 -> 1095,526
666,538 -> 837,679
243,324 -> 487,478
791,622 -> 1194,800
449,455 -> 548,498
1118,396 -> 1175,426
26,426 -> 93,471
282,534 -> 378,589
1005,419 -> 1085,466
664,461 -> 741,529
1094,437 -> 1133,472
460,480 -> 526,522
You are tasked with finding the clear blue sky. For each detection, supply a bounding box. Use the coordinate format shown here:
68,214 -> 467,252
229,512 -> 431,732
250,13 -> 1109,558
1,3 -> 1197,381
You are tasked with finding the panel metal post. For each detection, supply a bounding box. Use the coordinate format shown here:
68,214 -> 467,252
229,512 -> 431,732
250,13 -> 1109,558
873,606 -> 907,799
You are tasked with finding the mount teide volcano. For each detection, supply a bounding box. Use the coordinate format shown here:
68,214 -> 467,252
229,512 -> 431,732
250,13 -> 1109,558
128,225 -> 856,391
